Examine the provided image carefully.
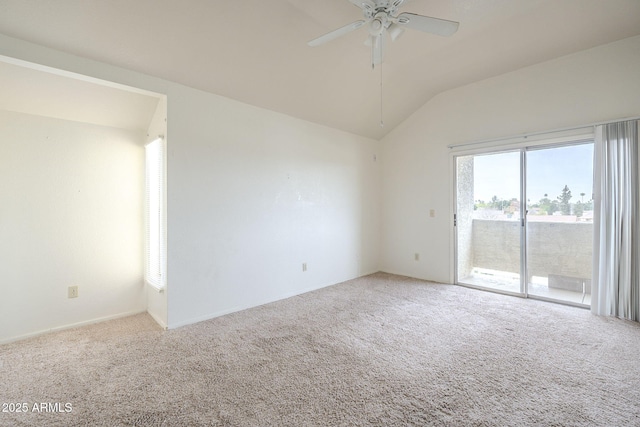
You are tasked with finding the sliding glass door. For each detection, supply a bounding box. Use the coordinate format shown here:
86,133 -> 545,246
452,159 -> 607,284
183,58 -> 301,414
455,141 -> 594,306
456,151 -> 523,294
525,143 -> 594,305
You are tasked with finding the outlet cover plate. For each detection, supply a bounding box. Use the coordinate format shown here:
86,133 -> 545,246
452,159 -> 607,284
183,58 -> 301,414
68,286 -> 78,298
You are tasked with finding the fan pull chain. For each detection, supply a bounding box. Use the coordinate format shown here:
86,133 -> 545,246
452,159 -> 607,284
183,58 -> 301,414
380,60 -> 384,128
370,35 -> 384,127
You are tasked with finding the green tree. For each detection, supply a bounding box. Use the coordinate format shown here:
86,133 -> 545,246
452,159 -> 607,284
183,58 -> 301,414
557,185 -> 572,215
474,200 -> 486,210
489,195 -> 500,209
538,193 -> 555,215
574,200 -> 584,217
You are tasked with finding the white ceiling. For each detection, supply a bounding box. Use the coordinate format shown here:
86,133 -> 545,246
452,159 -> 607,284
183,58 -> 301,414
0,0 -> 639,140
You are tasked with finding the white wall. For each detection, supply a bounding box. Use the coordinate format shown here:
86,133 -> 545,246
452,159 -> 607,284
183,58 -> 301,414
0,110 -> 146,342
167,86 -> 381,327
0,34 -> 381,332
380,35 -> 640,283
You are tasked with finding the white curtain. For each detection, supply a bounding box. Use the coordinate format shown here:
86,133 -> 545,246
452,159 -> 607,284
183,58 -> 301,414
592,120 -> 640,321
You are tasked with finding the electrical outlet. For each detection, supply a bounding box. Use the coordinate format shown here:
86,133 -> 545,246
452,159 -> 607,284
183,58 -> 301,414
429,209 -> 436,218
68,286 -> 78,299
414,253 -> 420,261
302,263 -> 307,272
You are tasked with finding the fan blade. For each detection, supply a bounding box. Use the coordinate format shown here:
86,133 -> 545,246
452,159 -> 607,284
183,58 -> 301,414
307,20 -> 366,46
349,0 -> 376,10
396,12 -> 459,36
389,0 -> 407,11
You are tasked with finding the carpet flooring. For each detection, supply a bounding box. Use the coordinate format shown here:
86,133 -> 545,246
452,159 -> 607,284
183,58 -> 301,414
1,272 -> 640,426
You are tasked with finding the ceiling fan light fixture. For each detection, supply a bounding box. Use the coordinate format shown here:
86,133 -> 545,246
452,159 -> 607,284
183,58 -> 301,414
308,0 -> 460,58
307,0 -> 461,128
388,24 -> 404,41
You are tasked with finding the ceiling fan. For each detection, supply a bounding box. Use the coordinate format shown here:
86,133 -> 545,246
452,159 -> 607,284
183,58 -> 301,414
307,0 -> 459,68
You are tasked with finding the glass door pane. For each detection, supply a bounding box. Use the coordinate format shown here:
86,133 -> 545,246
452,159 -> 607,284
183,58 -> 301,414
525,143 -> 594,305
456,151 -> 522,294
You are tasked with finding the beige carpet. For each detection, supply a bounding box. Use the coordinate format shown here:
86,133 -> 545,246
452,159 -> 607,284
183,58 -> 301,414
1,272 -> 640,426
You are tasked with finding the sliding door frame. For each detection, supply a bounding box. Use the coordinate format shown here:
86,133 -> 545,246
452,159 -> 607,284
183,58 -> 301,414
522,140 -> 595,308
452,147 -> 526,298
520,149 -> 528,296
451,131 -> 595,306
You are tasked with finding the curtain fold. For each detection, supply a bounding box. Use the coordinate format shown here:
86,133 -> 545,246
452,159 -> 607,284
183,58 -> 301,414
592,120 -> 640,321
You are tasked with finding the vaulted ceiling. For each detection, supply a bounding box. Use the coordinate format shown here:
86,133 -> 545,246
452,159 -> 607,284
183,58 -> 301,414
1,0 -> 639,139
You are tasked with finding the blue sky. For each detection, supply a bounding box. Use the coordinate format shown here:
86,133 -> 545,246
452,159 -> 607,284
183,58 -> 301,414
473,143 -> 594,204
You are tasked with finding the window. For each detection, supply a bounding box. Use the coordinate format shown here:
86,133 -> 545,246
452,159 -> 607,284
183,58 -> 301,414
145,137 -> 165,290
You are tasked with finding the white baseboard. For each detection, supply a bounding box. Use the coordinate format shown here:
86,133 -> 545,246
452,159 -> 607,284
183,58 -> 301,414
0,310 -> 147,345
147,310 -> 168,330
168,270 -> 380,330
